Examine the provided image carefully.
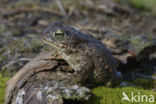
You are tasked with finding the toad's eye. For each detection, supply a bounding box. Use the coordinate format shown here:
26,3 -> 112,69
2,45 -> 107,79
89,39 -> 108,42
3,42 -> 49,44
53,29 -> 67,39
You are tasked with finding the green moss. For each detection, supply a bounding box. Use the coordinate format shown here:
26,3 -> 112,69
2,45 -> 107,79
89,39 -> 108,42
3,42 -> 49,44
0,73 -> 11,104
132,78 -> 156,89
130,0 -> 156,10
129,0 -> 156,15
86,86 -> 156,104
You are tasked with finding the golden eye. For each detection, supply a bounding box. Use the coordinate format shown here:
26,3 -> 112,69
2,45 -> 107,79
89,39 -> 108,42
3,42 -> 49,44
53,29 -> 67,39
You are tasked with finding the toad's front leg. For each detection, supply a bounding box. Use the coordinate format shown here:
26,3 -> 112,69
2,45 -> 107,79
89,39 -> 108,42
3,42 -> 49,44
70,58 -> 94,84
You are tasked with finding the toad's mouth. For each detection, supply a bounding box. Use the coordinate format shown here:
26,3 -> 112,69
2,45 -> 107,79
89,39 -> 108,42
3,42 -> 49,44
43,37 -> 67,49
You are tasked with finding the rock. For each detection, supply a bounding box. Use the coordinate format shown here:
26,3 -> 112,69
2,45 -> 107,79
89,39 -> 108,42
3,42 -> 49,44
128,34 -> 156,60
5,50 -> 91,104
38,20 -> 49,26
12,73 -> 91,104
120,81 -> 133,87
102,32 -> 129,54
120,81 -> 128,87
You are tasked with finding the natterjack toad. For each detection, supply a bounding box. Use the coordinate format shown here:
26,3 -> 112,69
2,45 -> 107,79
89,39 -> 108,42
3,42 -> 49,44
43,22 -> 120,86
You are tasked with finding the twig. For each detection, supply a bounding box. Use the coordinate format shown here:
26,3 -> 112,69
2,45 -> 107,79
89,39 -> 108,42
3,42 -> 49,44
19,58 -> 32,61
24,91 -> 35,104
3,58 -> 31,68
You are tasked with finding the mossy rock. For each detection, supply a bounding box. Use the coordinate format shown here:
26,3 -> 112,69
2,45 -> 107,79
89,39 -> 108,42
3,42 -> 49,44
1,71 -> 155,104
128,34 -> 156,54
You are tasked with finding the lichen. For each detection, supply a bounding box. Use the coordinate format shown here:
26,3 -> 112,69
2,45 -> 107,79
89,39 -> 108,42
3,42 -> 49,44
13,89 -> 25,104
36,91 -> 43,101
42,81 -> 91,100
